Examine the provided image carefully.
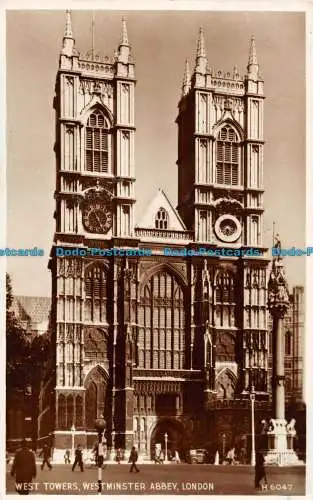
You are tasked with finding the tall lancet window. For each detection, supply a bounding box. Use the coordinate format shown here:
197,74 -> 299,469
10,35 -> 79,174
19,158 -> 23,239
85,110 -> 110,173
85,264 -> 107,322
155,208 -> 169,229
138,271 -> 185,370
215,271 -> 236,327
216,125 -> 240,186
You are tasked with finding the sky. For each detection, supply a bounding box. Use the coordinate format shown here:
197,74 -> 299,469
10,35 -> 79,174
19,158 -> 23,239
6,9 -> 306,297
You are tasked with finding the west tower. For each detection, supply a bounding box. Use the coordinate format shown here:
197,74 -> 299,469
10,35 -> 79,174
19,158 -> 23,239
50,11 -> 136,458
176,31 -> 269,407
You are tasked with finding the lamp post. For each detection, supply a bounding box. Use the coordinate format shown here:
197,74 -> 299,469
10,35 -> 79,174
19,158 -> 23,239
95,416 -> 106,495
250,385 -> 256,467
70,424 -> 76,462
222,434 -> 226,462
164,433 -> 169,464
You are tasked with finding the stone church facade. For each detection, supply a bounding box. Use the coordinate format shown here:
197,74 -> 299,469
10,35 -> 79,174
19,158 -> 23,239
43,12 -> 276,461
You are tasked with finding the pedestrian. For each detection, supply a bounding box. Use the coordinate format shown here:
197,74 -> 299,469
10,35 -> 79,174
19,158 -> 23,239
255,451 -> 267,489
115,448 -> 122,464
11,439 -> 37,495
41,443 -> 52,470
72,445 -> 84,472
226,447 -> 235,465
174,450 -> 181,464
129,446 -> 139,472
64,449 -> 70,464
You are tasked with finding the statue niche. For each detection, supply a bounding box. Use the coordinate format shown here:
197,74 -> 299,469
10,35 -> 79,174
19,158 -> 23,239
84,327 -> 109,369
216,369 -> 236,400
215,332 -> 236,361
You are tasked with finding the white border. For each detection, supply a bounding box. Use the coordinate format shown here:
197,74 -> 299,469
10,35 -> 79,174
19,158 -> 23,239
1,2 -> 312,500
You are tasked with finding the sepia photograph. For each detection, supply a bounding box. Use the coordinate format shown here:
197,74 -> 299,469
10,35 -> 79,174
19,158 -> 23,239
4,4 -> 308,496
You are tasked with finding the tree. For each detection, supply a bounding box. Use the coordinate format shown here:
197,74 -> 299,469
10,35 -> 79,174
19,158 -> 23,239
6,273 -> 29,388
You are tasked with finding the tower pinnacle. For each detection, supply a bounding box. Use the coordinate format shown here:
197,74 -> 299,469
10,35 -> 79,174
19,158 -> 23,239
248,35 -> 257,65
195,27 -> 207,74
196,27 -> 206,58
247,35 -> 259,80
182,60 -> 191,96
121,17 -> 129,46
117,17 -> 131,64
64,9 -> 73,38
61,10 -> 75,57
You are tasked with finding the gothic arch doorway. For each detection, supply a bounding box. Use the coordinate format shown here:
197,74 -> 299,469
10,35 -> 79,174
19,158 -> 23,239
150,419 -> 185,461
84,366 -> 110,432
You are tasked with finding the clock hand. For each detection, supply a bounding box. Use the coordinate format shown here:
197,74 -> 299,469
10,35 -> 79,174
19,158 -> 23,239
95,210 -> 107,231
94,211 -> 103,228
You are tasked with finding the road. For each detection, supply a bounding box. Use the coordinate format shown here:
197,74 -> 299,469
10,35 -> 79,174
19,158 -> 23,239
6,463 -> 305,495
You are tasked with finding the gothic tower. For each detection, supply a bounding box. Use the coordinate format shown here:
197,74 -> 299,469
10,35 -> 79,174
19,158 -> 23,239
176,31 -> 269,405
50,11 -> 136,457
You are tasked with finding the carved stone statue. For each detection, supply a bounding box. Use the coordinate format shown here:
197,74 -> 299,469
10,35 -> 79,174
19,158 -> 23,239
268,418 -> 276,432
273,234 -> 281,249
286,418 -> 296,434
260,419 -> 268,434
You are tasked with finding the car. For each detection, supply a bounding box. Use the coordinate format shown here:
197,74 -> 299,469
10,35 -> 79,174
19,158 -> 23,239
186,448 -> 209,464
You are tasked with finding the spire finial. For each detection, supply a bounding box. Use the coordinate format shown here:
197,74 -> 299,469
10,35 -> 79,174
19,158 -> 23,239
121,17 -> 129,46
195,27 -> 207,75
116,17 -> 131,65
182,59 -> 191,96
197,27 -> 206,58
247,35 -> 260,80
64,10 -> 73,39
248,35 -> 258,66
61,10 -> 75,58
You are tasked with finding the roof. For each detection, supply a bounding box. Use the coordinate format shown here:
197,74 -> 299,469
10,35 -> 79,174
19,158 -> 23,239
136,188 -> 187,231
12,296 -> 51,327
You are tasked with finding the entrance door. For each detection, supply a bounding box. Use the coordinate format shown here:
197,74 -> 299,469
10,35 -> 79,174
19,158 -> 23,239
150,419 -> 185,461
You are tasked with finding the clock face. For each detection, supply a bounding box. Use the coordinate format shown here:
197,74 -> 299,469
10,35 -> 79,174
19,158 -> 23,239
215,214 -> 241,243
82,199 -> 112,234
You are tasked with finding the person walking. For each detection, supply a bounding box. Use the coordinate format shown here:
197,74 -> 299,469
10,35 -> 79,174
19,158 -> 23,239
41,444 -> 52,470
72,445 -> 84,472
11,439 -> 37,495
255,451 -> 267,489
174,450 -> 181,464
129,446 -> 139,472
116,448 -> 122,464
64,449 -> 70,464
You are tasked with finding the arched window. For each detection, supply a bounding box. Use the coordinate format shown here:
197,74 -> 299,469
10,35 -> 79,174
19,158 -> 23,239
66,395 -> 74,429
285,330 -> 292,356
85,368 -> 108,431
85,110 -> 110,173
58,394 -> 66,430
85,381 -> 97,431
85,265 -> 107,322
215,271 -> 236,327
216,125 -> 240,186
155,208 -> 169,229
138,271 -> 185,369
76,396 -> 83,428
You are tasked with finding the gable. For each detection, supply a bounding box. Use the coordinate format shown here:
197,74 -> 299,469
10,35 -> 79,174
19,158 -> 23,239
136,189 -> 186,231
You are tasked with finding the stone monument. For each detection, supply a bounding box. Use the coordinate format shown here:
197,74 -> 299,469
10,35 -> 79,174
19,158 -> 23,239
265,236 -> 302,465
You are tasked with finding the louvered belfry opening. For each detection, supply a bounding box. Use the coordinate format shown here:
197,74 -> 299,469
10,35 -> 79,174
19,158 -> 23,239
85,265 -> 107,322
216,125 -> 239,186
85,110 -> 109,173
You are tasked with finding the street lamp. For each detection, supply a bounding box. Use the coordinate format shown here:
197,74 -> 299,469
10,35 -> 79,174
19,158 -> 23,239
222,434 -> 226,462
95,416 -> 106,495
164,433 -> 169,464
70,424 -> 76,461
250,385 -> 256,467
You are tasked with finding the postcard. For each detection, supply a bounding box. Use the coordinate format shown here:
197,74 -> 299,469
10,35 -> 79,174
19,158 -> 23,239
4,2 -> 309,498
